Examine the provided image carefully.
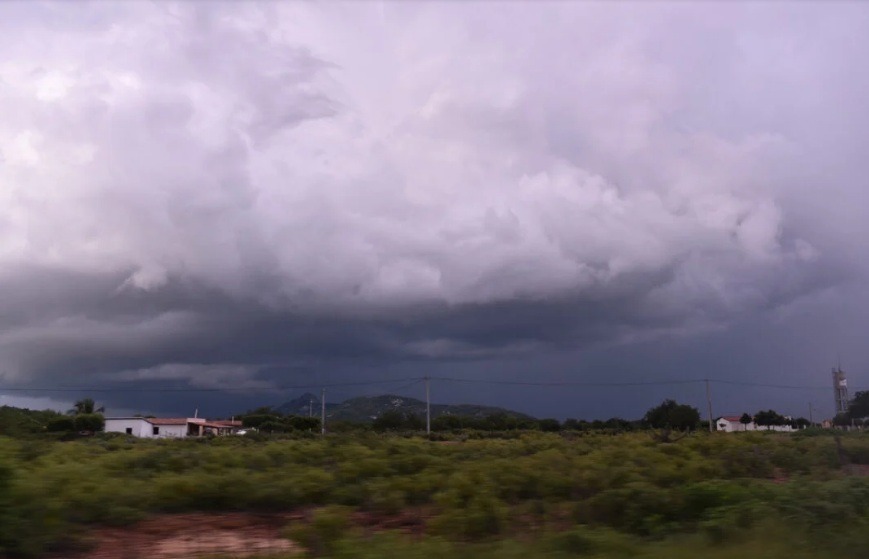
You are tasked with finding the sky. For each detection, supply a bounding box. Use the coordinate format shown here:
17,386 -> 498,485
0,1 -> 867,420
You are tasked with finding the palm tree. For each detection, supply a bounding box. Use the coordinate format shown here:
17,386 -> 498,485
68,398 -> 105,415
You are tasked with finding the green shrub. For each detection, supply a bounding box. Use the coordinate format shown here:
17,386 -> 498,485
45,417 -> 75,432
286,505 -> 353,557
73,414 -> 105,432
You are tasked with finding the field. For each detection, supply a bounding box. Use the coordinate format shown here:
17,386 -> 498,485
1,430 -> 869,558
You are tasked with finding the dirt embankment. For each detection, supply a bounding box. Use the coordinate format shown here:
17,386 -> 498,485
66,508 -> 427,559
76,513 -> 299,559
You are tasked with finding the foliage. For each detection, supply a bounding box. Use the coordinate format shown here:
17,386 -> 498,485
68,398 -> 104,415
45,417 -> 75,433
271,524 -> 869,559
285,505 -> 352,557
848,391 -> 869,420
241,409 -> 321,433
0,429 -> 868,557
644,400 -> 701,431
739,413 -> 752,430
372,410 -> 424,432
73,413 -> 105,433
0,407 -> 64,437
754,410 -> 787,429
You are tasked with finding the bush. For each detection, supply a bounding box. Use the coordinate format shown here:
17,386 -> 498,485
45,417 -> 75,432
286,505 -> 352,557
73,414 -> 105,433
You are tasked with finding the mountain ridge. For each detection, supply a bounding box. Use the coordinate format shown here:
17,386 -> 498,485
274,393 -> 533,423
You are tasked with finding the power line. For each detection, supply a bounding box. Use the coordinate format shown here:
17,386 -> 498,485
430,376 -> 701,387
0,376 -> 861,394
709,379 -> 849,391
0,377 -> 422,394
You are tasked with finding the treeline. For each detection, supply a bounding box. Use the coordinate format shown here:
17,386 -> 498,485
236,406 -> 649,434
241,407 -> 321,433
0,407 -> 64,438
238,399 -> 800,435
371,409 -> 641,433
834,390 -> 869,427
0,399 -> 106,438
0,398 -> 824,442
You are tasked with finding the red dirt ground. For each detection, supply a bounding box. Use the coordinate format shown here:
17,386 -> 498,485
76,513 -> 300,559
66,508 -> 428,559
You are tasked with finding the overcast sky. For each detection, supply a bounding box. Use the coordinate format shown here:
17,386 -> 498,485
1,1 -> 867,420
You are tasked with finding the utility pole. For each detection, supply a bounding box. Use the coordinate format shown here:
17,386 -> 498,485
705,379 -> 714,433
309,398 -> 313,418
321,388 -> 326,436
808,402 -> 814,426
425,376 -> 431,435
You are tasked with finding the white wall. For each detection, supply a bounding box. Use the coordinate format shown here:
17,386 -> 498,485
152,424 -> 187,438
716,419 -> 795,433
105,418 -> 152,437
716,420 -> 750,432
105,418 -> 189,438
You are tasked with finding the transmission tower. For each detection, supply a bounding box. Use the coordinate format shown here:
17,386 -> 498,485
832,367 -> 850,415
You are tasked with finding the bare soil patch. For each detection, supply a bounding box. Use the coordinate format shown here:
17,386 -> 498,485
77,513 -> 301,559
67,508 -> 429,559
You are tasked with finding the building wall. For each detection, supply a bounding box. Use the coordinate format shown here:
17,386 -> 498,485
716,420 -> 755,432
105,418 -> 152,437
151,424 -> 187,438
716,419 -> 795,433
105,419 -> 189,438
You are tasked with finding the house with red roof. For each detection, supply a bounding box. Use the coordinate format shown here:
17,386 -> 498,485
104,416 -> 242,438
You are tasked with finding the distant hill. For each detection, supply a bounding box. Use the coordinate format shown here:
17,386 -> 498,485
274,392 -> 324,417
274,393 -> 533,423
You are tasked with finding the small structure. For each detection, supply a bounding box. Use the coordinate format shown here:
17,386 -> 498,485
715,416 -> 795,433
832,367 -> 850,416
716,416 -> 752,432
105,417 -> 242,438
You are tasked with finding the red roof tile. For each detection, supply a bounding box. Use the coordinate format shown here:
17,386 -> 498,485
146,418 -> 189,426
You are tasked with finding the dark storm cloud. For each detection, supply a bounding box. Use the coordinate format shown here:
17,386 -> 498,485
1,1 -> 868,417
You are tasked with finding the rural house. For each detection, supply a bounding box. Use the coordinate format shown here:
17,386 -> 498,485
104,417 -> 242,438
715,415 -> 795,433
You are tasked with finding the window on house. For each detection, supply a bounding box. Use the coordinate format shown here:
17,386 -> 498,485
153,426 -> 160,435
125,428 -> 133,435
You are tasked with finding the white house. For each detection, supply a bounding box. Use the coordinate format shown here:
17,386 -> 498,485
716,416 -> 754,432
104,417 -> 241,438
715,416 -> 795,433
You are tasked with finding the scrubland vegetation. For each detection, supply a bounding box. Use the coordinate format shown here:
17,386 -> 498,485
1,427 -> 868,558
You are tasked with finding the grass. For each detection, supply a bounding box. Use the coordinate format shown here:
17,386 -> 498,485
0,430 -> 867,557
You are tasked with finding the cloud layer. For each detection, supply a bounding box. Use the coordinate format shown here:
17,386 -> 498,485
0,2 -> 867,415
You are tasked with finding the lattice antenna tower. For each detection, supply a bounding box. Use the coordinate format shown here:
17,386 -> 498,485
832,366 -> 850,415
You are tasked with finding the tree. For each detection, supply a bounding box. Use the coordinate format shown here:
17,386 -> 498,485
603,417 -> 636,432
739,413 -> 753,431
73,413 -> 105,433
537,419 -> 562,432
68,398 -> 104,415
45,416 -> 75,432
62,397 -> 105,434
372,410 -> 423,432
847,391 -> 869,420
753,410 -> 785,430
432,415 -> 469,431
643,400 -> 701,431
562,418 -> 587,431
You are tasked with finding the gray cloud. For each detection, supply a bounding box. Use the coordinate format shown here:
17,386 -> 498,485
0,1 -> 867,418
